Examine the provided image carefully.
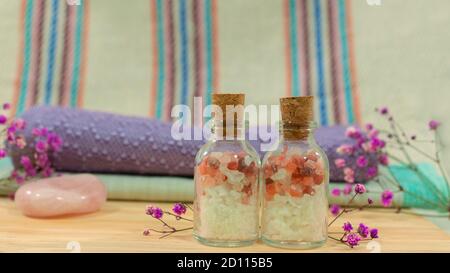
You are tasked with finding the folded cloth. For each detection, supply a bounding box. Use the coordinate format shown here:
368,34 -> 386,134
0,158 -> 446,209
98,174 -> 193,202
9,106 -> 376,181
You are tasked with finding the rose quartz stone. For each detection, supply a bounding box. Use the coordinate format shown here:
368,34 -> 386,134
15,174 -> 107,218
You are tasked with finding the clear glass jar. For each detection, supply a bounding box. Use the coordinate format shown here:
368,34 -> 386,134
261,123 -> 329,249
193,126 -> 260,247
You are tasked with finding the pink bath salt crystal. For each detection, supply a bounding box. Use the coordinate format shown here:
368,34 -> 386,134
15,174 -> 107,218
301,176 -> 314,187
304,160 -> 316,170
306,150 -> 319,162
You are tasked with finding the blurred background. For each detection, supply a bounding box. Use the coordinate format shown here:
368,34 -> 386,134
0,0 -> 448,171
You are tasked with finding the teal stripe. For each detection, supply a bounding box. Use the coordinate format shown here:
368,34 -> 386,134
155,0 -> 165,119
204,0 -> 213,106
338,0 -> 354,123
289,0 -> 300,96
70,1 -> 84,107
17,0 -> 35,114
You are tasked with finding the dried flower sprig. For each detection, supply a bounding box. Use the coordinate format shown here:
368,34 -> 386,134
328,184 -> 379,248
143,203 -> 194,239
0,102 -> 63,196
332,106 -> 448,216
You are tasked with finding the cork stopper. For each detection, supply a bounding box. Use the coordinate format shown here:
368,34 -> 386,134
280,96 -> 314,140
212,93 -> 245,138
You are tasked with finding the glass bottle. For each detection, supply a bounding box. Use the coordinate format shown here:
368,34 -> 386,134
261,96 -> 329,249
193,93 -> 260,247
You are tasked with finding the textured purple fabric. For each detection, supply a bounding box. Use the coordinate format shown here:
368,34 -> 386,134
8,106 -> 376,182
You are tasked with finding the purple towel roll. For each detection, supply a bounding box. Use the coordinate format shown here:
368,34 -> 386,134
8,106 -> 376,182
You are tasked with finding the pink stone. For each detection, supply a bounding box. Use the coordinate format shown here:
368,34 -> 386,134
15,174 -> 107,218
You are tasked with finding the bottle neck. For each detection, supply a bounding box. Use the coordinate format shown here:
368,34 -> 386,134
280,124 -> 315,141
212,119 -> 244,140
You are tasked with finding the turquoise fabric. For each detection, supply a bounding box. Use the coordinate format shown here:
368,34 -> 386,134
390,164 -> 449,210
1,158 -> 449,209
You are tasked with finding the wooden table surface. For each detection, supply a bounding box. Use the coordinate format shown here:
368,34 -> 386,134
1,198 -> 449,253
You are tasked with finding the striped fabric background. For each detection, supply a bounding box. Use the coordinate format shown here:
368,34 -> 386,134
7,0 -> 361,126
11,0 -> 89,115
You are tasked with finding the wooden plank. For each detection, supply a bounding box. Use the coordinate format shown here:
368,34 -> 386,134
0,198 -> 449,252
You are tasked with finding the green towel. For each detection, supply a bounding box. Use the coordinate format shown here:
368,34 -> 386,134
98,174 -> 194,202
0,158 -> 448,209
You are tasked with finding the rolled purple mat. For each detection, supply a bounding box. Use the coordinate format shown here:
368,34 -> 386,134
8,106 -> 376,182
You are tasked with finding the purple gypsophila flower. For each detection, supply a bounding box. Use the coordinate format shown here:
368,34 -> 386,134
35,140 -> 48,153
354,183 -> 366,194
381,190 -> 394,207
330,204 -> 341,216
0,115 -> 7,125
172,203 -> 187,215
0,149 -> 6,159
331,188 -> 341,197
357,223 -> 370,238
146,205 -> 164,219
346,233 -> 361,248
370,228 -> 379,239
343,222 -> 353,232
3,103 -> 11,110
378,153 -> 389,166
367,167 -> 378,178
356,155 -> 368,168
428,120 -> 440,131
380,107 -> 389,115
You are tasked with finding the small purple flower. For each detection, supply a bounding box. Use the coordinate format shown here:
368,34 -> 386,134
0,115 -> 7,125
343,222 -> 353,232
356,155 -> 368,168
172,203 -> 187,215
345,126 -> 362,139
343,184 -> 353,195
368,198 -> 373,205
346,233 -> 361,248
330,204 -> 341,216
370,137 -> 383,151
47,133 -> 63,151
36,153 -> 49,168
35,140 -> 48,153
32,128 -> 42,137
380,107 -> 389,115
3,103 -> 11,110
0,149 -> 6,159
25,167 -> 37,177
12,118 -> 26,130
368,129 -> 379,139
357,223 -> 370,238
344,167 -> 355,183
428,120 -> 440,131
146,205 -> 164,219
331,188 -> 341,197
381,190 -> 394,207
42,166 -> 54,178
354,183 -> 366,194
336,144 -> 354,155
411,135 -> 417,140
365,123 -> 374,131
334,158 -> 346,168
378,154 -> 389,166
15,136 -> 26,149
370,228 -> 379,239
20,156 -> 32,169
143,229 -> 150,236
367,167 -> 378,178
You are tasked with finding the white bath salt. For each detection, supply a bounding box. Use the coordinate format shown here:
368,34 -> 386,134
196,184 -> 258,241
263,184 -> 328,242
